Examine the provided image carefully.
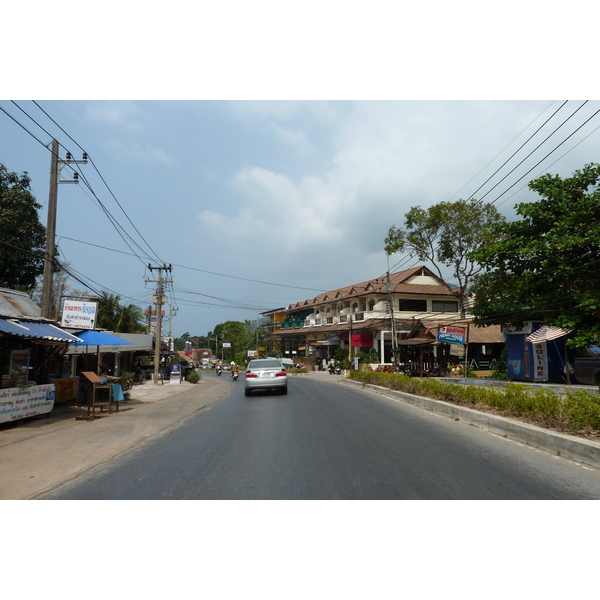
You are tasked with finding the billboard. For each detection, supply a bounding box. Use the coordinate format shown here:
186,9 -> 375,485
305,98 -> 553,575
61,301 -> 98,330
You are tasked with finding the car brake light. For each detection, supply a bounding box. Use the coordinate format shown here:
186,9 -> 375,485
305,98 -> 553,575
246,371 -> 257,378
275,369 -> 286,377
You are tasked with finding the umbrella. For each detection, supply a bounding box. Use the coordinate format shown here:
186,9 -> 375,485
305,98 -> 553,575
70,330 -> 133,372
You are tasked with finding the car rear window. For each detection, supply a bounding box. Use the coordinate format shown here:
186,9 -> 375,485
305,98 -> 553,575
248,359 -> 282,369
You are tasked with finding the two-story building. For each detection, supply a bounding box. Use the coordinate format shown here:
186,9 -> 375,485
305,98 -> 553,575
264,265 -> 503,370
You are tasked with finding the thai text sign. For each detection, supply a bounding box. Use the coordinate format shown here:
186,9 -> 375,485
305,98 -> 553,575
54,377 -> 78,401
0,384 -> 55,424
449,345 -> 465,357
438,326 -> 465,345
61,301 -> 98,330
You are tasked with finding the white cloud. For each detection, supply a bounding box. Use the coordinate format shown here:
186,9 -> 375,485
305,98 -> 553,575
195,100 -> 565,291
85,101 -> 143,128
269,123 -> 313,154
104,141 -> 173,166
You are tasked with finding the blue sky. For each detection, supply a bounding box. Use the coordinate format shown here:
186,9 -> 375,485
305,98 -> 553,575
2,99 -> 599,338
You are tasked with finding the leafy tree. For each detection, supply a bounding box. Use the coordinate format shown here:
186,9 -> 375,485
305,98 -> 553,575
470,163 -> 600,348
96,291 -> 145,333
0,163 -> 47,291
213,320 -> 253,361
384,198 -> 505,318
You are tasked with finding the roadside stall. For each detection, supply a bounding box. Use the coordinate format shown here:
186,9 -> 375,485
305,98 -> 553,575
0,288 -> 83,424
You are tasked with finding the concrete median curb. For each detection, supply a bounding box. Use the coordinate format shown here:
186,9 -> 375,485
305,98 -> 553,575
340,378 -> 600,471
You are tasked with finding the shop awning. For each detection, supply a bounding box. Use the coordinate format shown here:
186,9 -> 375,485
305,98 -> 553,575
396,337 -> 435,346
526,325 -> 572,343
0,318 -> 83,343
69,330 -> 133,347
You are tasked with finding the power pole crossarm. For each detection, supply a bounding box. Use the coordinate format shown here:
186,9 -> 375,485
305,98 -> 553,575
147,264 -> 173,384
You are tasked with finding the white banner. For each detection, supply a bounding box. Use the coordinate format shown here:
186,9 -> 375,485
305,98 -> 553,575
61,300 -> 98,330
0,384 -> 55,424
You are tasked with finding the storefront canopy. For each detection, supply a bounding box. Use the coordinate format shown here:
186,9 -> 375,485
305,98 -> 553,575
69,330 -> 133,347
396,337 -> 436,346
0,318 -> 83,343
526,325 -> 572,343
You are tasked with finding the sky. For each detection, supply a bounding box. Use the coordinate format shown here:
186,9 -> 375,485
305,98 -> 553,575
2,99 -> 599,339
2,3 -> 598,343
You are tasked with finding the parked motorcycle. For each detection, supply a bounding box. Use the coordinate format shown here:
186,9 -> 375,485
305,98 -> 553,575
134,367 -> 147,385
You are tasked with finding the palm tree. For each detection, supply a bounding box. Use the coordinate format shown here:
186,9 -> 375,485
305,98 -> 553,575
97,291 -> 145,333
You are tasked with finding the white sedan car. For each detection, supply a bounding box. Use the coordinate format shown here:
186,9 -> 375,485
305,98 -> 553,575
244,358 -> 288,396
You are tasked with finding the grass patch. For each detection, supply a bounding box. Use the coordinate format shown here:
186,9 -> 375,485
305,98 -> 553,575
349,371 -> 600,437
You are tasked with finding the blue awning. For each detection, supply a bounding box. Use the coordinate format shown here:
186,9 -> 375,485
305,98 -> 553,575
0,318 -> 83,343
69,330 -> 132,346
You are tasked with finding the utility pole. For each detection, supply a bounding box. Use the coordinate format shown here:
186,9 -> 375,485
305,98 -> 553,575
147,264 -> 172,384
386,255 -> 398,371
41,140 -> 87,318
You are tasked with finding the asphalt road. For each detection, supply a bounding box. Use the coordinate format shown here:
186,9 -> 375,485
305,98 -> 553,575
42,374 -> 600,499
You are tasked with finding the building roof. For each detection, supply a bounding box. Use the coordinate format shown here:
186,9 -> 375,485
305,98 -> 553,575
284,265 -> 457,312
0,288 -> 43,318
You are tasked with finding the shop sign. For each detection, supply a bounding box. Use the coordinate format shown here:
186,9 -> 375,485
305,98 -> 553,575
60,301 -> 98,330
0,384 -> 55,424
449,345 -> 465,357
438,326 -> 465,345
532,341 -> 548,381
54,377 -> 78,401
352,333 -> 373,347
170,364 -> 182,384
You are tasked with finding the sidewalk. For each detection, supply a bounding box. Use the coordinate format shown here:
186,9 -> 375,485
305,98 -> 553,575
0,375 -> 230,500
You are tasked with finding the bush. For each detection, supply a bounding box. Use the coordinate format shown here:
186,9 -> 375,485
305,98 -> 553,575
187,370 -> 201,384
348,370 -> 600,436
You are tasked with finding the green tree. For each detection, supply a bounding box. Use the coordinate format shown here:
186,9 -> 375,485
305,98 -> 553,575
0,163 -> 47,291
470,163 -> 600,348
384,198 -> 505,318
96,291 -> 145,333
213,320 -> 253,361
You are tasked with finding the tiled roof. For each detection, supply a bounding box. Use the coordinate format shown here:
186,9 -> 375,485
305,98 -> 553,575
284,265 -> 457,312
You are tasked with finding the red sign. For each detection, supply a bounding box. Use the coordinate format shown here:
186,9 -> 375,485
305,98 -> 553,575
352,334 -> 373,347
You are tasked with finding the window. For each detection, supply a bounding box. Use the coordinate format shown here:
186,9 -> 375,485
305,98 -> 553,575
432,300 -> 458,313
399,299 -> 427,312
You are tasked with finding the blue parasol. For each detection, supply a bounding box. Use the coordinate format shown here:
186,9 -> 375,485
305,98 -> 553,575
70,330 -> 133,373
70,330 -> 133,346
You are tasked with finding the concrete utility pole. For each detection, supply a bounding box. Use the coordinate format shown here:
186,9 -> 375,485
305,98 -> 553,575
386,255 -> 398,370
147,264 -> 172,384
41,140 -> 87,319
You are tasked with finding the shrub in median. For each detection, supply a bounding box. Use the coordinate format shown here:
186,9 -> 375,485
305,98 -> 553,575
349,371 -> 600,436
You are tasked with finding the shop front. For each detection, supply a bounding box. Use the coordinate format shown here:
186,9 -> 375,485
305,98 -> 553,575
1,288 -> 86,423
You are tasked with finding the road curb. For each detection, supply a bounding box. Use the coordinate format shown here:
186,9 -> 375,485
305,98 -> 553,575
340,378 -> 600,471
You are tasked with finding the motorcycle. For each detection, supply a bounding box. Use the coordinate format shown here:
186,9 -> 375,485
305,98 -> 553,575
134,367 -> 147,385
231,370 -> 239,381
216,365 -> 222,376
335,365 -> 341,375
